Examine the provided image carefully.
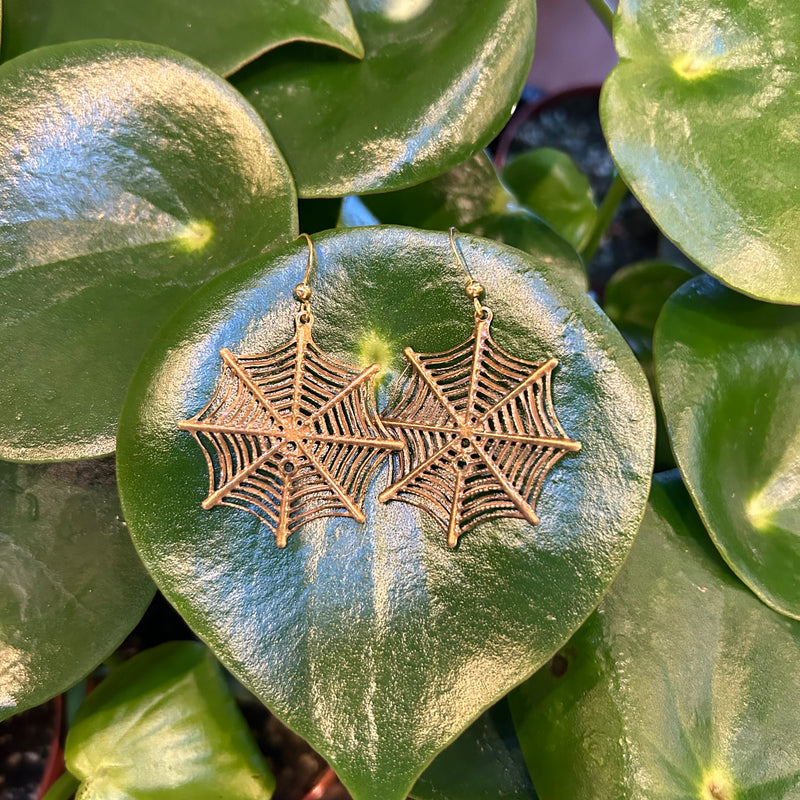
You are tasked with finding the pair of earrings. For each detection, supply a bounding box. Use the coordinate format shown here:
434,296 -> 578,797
179,230 -> 581,549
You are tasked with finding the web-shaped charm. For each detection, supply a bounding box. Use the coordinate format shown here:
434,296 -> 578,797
179,312 -> 403,547
379,308 -> 581,547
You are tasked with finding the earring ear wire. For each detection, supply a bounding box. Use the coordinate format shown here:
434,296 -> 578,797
294,233 -> 315,313
449,227 -> 486,319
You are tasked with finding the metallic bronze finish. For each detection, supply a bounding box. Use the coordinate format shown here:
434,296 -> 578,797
379,310 -> 580,547
179,237 -> 403,547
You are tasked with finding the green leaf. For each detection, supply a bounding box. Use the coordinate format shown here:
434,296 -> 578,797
501,149 -> 597,252
654,276 -> 800,618
602,0 -> 800,304
0,0 -> 363,76
117,226 -> 654,800
234,0 -> 537,197
411,699 -> 538,800
0,41 -> 297,462
510,472 -> 800,800
604,260 -> 692,470
0,459 -> 154,722
66,642 -> 275,800
347,152 -> 588,291
465,212 -> 586,292
361,152 -> 513,230
604,260 -> 693,339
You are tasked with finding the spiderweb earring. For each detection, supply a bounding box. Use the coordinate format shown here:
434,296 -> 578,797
379,228 -> 581,547
178,234 -> 403,548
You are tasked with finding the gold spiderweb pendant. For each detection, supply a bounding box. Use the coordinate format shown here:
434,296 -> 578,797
179,311 -> 402,548
379,308 -> 581,547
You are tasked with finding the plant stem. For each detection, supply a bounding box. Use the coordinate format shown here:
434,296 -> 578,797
583,0 -> 614,35
41,771 -> 80,800
300,767 -> 338,800
580,171 -> 629,263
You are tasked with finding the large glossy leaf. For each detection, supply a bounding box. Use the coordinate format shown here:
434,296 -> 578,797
66,642 -> 275,800
0,0 -> 363,76
602,0 -> 800,304
466,212 -> 587,292
501,149 -> 597,253
0,458 -> 154,722
117,226 -> 654,800
345,152 -> 588,290
654,276 -> 800,618
603,260 -> 692,470
411,699 -> 537,800
0,41 -> 297,462
604,260 -> 693,338
234,0 -> 536,197
510,472 -> 800,800
360,152 -> 516,231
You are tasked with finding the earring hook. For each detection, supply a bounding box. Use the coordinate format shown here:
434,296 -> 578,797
294,233 -> 315,314
449,227 -> 486,319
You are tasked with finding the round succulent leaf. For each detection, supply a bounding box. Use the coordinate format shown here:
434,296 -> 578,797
234,0 -> 537,197
66,642 -> 275,800
602,0 -> 800,304
411,699 -> 538,800
654,275 -> 800,618
117,226 -> 654,800
604,260 -> 693,338
501,148 -> 597,252
361,152 -> 515,231
0,0 -> 363,77
604,260 -> 693,470
0,458 -> 154,722
349,153 -> 588,291
0,41 -> 297,462
510,472 -> 800,800
464,211 -> 587,293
